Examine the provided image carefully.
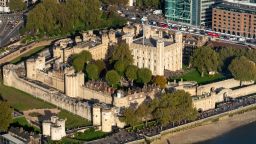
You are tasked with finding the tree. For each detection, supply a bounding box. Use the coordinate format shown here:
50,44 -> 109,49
111,41 -> 133,65
101,0 -> 128,6
94,60 -> 106,74
0,101 -> 13,132
151,90 -> 198,126
8,0 -> 26,12
154,76 -> 167,89
229,56 -> 256,82
114,60 -> 127,76
86,64 -> 99,80
105,70 -> 120,86
125,65 -> 138,84
120,107 -> 139,129
136,103 -> 151,126
26,0 -> 102,36
71,50 -> 92,72
191,47 -> 219,77
137,68 -> 152,85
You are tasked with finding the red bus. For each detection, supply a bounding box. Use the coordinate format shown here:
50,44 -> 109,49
207,32 -> 220,38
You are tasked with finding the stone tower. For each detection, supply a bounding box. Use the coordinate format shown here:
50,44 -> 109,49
175,32 -> 183,43
101,33 -> 109,45
56,119 -> 66,137
123,33 -> 133,47
156,39 -> 164,76
65,68 -> 84,98
101,109 -> 114,132
26,58 -> 36,80
92,105 -> 102,126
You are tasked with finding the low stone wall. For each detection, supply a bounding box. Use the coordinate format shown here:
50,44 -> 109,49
229,84 -> 256,98
0,40 -> 52,65
3,64 -> 92,121
127,103 -> 256,144
80,87 -> 113,104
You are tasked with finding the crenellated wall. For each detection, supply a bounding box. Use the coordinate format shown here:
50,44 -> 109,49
3,64 -> 92,121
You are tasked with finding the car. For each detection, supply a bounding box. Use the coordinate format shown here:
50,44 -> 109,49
130,17 -> 136,20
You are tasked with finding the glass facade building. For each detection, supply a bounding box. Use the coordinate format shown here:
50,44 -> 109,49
165,0 -> 222,27
165,0 -> 192,24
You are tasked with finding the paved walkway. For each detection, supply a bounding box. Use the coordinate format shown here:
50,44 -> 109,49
155,110 -> 256,144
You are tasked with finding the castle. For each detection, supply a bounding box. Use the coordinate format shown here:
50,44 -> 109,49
42,116 -> 66,141
3,23 -> 256,135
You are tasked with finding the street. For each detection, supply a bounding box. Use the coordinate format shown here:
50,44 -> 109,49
0,13 -> 23,47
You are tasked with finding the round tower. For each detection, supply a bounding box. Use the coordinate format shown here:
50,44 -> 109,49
51,116 -> 58,124
42,121 -> 51,136
101,109 -> 113,132
92,105 -> 101,126
56,119 -> 66,137
50,125 -> 63,141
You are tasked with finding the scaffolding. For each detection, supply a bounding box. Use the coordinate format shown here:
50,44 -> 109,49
165,0 -> 192,24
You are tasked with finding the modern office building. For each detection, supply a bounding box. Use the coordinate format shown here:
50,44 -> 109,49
212,1 -> 256,38
165,0 -> 222,27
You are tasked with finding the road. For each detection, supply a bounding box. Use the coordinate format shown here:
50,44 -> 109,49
115,6 -> 256,47
0,13 -> 23,47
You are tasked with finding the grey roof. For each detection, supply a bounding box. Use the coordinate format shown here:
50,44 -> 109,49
133,37 -> 173,47
1,134 -> 25,144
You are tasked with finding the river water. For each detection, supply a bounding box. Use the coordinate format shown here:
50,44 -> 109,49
199,122 -> 256,144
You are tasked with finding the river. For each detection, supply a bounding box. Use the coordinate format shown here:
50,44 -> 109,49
198,122 -> 256,144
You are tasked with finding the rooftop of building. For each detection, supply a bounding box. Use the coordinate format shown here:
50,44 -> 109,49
215,1 -> 256,14
0,133 -> 25,144
133,37 -> 173,47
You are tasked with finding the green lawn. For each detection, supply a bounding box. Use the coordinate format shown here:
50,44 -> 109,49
11,116 -> 40,133
0,82 -> 55,111
180,69 -> 226,85
0,80 -> 91,129
74,128 -> 107,141
58,110 -> 91,129
11,45 -> 48,64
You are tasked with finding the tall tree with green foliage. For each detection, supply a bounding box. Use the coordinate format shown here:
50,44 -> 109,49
120,107 -> 139,129
135,103 -> 151,126
105,70 -> 120,86
229,56 -> 256,82
114,60 -> 127,76
152,90 -> 198,126
86,64 -> 99,80
26,0 -> 102,35
136,0 -> 160,8
8,0 -> 26,12
94,60 -> 106,74
125,65 -> 138,85
111,41 -> 133,65
71,51 -> 92,72
137,68 -> 152,85
0,101 -> 13,132
191,47 -> 219,77
101,0 -> 128,6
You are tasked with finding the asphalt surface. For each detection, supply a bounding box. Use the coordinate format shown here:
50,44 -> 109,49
0,13 -> 23,47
